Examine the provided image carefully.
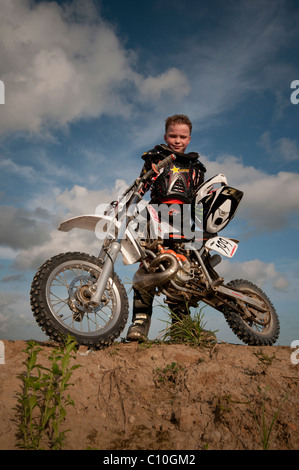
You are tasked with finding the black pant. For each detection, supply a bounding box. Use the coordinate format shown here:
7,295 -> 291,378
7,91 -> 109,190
132,201 -> 194,322
132,287 -> 189,322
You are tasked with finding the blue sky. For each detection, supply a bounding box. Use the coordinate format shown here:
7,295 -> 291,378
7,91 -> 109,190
0,0 -> 298,345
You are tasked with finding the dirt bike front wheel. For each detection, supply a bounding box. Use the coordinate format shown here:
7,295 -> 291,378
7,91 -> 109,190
30,252 -> 129,349
222,279 -> 280,346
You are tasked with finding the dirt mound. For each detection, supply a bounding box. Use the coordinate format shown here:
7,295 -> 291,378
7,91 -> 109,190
0,339 -> 298,450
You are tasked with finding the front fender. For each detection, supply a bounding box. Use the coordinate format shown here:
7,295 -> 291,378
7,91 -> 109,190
58,214 -> 120,233
58,215 -> 141,265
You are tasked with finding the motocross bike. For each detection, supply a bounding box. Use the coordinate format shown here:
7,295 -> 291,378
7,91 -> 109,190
30,154 -> 280,348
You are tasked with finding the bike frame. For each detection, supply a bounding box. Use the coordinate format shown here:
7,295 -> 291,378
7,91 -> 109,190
58,161 -> 267,313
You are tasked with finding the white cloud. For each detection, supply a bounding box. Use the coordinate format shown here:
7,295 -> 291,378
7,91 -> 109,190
240,171 -> 299,231
0,247 -> 17,260
0,0 -> 296,142
12,227 -> 98,271
0,158 -> 36,180
137,68 -> 190,102
259,132 -> 299,162
0,0 -> 189,135
0,205 -> 51,250
217,258 -> 289,291
11,178 -> 128,270
56,179 -> 128,217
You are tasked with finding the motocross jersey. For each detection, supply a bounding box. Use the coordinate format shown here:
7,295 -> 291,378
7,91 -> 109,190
140,144 -> 206,204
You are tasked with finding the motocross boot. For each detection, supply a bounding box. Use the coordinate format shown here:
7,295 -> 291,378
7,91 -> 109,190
126,288 -> 154,342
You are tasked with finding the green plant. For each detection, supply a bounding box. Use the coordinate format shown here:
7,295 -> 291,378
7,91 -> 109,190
250,386 -> 288,450
154,361 -> 184,385
212,394 -> 250,424
160,303 -> 217,348
14,335 -> 80,450
253,350 -> 276,374
213,394 -> 233,420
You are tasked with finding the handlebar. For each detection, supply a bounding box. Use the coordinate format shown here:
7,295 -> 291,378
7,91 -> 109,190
105,154 -> 177,215
141,153 -> 176,182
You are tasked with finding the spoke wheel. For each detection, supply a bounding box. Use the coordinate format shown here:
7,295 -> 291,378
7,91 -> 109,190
222,279 -> 280,346
31,252 -> 129,348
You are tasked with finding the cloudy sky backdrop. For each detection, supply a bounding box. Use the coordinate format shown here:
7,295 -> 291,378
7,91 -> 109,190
0,0 -> 298,345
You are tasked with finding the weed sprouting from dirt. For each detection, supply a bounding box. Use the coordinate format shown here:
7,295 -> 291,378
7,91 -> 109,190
154,362 -> 184,385
253,350 -> 277,375
158,303 -> 217,349
250,386 -> 289,450
14,335 -> 81,450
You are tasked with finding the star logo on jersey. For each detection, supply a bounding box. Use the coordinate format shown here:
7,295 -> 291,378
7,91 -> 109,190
171,166 -> 189,174
171,166 -> 180,174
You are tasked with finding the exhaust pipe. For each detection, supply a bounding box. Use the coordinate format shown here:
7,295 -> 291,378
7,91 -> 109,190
133,253 -> 179,290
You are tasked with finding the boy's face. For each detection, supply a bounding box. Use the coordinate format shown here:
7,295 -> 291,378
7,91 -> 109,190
164,123 -> 191,154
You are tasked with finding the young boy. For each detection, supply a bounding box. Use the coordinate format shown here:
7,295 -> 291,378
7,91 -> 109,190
126,114 -> 206,341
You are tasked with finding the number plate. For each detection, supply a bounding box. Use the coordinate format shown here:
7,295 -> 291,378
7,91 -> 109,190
205,236 -> 238,258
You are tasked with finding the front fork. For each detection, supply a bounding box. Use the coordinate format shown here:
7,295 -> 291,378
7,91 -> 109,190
88,240 -> 121,307
88,193 -> 142,307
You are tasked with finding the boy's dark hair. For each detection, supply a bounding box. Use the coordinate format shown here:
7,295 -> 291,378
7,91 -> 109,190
165,114 -> 192,134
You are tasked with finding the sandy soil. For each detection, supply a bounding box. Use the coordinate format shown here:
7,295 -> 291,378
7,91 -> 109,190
0,339 -> 298,450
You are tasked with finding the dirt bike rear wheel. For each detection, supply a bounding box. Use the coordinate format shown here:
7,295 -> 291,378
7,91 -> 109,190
222,279 -> 280,346
30,252 -> 129,349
